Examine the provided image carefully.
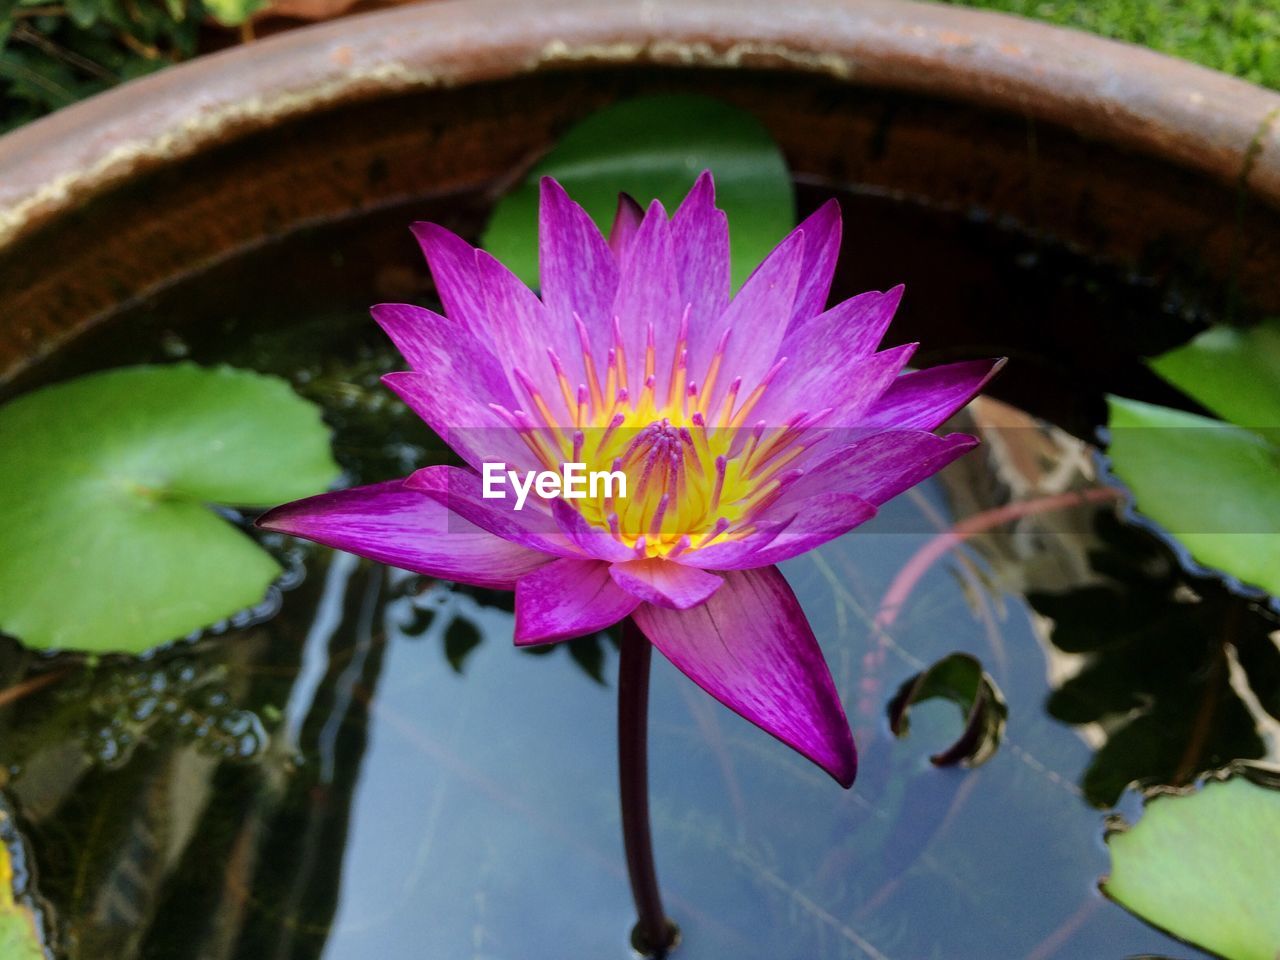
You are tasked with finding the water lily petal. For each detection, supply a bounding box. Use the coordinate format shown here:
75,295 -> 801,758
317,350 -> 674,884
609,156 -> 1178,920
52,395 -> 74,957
789,199 -> 842,325
406,465 -> 581,559
514,558 -> 640,645
381,371 -> 530,472
612,199 -> 684,398
539,177 -> 619,357
670,170 -> 730,331
410,223 -> 489,332
257,480 -> 550,588
475,250 -> 577,413
608,193 -> 645,258
371,302 -> 515,407
550,499 -> 636,562
411,221 -> 583,404
808,343 -> 921,424
753,343 -> 918,433
756,289 -> 906,422
701,228 -> 804,410
677,516 -> 796,570
781,285 -> 903,371
609,557 -> 723,609
864,358 -> 1006,430
633,565 -> 857,786
784,430 -> 979,508
714,494 -> 877,569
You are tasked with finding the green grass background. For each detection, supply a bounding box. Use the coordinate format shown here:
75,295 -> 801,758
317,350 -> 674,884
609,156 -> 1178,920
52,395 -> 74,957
1,0 -> 1278,131
946,0 -> 1279,89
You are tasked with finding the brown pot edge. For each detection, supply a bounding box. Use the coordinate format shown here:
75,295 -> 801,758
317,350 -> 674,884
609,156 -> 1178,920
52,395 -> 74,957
1,0 -> 1279,251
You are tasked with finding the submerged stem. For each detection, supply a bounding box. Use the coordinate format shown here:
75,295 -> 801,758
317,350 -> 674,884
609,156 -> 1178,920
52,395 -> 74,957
618,618 -> 678,957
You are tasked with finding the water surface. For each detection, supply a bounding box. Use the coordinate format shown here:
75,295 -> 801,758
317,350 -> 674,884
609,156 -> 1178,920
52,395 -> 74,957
2,182 -> 1276,959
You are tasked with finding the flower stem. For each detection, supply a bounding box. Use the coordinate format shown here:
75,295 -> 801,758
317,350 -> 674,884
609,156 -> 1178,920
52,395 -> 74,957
618,618 -> 678,957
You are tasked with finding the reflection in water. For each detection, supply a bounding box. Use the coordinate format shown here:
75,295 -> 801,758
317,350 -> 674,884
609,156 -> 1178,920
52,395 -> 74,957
1031,514 -> 1280,807
283,550 -> 361,756
0,553 -> 390,959
938,399 -> 1280,808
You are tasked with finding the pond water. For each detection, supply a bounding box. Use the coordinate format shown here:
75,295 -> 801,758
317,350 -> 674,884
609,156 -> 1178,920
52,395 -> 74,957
1,182 -> 1276,959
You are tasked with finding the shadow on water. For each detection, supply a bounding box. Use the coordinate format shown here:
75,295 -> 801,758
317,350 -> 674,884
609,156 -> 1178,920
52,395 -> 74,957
0,181 -> 1276,959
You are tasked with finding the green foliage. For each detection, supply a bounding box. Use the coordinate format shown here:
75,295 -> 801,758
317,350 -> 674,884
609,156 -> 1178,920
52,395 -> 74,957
1104,767 -> 1280,959
943,0 -> 1280,89
1151,321 -> 1280,429
202,0 -> 264,26
1106,318 -> 1280,597
0,363 -> 338,653
0,0 -> 203,132
0,0 -> 261,132
0,836 -> 46,960
3,1 -> 1278,133
1107,396 -> 1280,595
482,94 -> 795,291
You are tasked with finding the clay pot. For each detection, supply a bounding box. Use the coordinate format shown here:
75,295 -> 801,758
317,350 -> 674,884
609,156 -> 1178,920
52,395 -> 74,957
1,0 -> 1278,387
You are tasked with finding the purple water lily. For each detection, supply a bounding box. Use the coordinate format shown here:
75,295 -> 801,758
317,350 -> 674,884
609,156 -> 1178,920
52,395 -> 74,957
259,173 -> 999,789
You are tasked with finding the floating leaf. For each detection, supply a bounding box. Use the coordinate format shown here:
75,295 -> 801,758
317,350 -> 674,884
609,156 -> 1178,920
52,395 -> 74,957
1105,396 -> 1280,596
0,809 -> 46,960
482,94 -> 794,290
887,652 -> 1007,766
1106,320 -> 1280,597
1104,766 -> 1280,959
0,364 -> 338,653
1151,320 -> 1280,429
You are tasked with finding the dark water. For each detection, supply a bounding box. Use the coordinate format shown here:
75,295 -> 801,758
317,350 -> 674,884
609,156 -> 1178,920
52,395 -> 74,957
1,182 -> 1276,960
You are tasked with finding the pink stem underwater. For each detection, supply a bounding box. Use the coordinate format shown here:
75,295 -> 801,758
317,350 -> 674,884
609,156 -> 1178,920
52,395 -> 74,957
875,487 -> 1123,630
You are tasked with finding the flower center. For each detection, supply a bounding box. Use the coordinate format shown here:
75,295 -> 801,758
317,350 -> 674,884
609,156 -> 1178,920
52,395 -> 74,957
492,312 -> 814,558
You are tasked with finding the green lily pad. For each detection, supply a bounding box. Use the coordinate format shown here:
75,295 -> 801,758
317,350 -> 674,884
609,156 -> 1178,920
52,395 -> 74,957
1151,321 -> 1280,429
0,364 -> 338,653
482,94 -> 794,291
0,875 -> 44,959
1106,396 -> 1280,596
886,652 -> 1008,766
0,809 -> 47,960
1103,767 -> 1280,959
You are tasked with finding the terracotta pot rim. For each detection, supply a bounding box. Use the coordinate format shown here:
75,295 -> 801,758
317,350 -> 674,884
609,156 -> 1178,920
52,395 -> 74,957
1,0 -> 1278,250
